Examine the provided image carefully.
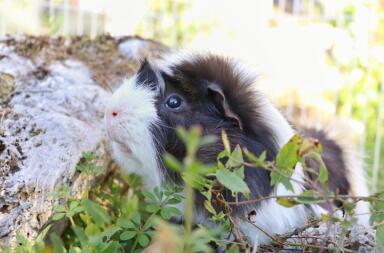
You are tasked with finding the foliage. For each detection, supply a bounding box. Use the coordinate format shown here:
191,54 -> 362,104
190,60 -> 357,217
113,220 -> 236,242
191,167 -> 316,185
135,0 -> 216,47
2,127 -> 384,252
326,3 -> 384,192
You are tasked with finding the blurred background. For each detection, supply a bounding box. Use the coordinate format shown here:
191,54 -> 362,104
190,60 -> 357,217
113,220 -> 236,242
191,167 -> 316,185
0,0 -> 383,192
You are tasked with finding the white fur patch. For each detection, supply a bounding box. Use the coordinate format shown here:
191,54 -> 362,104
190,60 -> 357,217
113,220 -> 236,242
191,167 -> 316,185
105,76 -> 162,190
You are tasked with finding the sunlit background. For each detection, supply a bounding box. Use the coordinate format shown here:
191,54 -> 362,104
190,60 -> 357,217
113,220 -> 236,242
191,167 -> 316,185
0,0 -> 383,191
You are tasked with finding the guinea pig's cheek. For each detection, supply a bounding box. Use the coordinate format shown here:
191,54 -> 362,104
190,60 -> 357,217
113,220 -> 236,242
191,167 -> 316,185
111,142 -> 141,171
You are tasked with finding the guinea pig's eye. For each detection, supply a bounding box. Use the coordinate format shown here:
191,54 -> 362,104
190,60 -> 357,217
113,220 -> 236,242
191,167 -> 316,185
166,95 -> 182,109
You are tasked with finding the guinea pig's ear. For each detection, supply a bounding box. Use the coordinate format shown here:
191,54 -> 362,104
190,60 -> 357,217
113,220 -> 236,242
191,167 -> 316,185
207,83 -> 243,130
136,58 -> 158,90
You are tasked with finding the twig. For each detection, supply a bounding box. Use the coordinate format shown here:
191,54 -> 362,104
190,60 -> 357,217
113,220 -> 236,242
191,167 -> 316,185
238,216 -> 279,244
226,193 -> 384,206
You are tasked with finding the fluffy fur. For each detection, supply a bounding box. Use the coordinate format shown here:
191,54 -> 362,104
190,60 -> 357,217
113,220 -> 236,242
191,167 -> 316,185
105,76 -> 162,188
105,52 -> 369,245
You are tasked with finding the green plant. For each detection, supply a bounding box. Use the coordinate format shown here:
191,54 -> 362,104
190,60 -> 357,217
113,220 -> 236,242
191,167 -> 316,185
3,127 -> 384,252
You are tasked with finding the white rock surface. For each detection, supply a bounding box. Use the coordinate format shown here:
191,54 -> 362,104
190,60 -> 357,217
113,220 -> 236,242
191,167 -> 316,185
0,35 -> 167,246
0,54 -> 110,246
283,222 -> 380,252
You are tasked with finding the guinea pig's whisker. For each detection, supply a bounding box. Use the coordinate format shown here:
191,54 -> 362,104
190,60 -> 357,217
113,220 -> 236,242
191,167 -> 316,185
156,122 -> 176,130
215,120 -> 225,129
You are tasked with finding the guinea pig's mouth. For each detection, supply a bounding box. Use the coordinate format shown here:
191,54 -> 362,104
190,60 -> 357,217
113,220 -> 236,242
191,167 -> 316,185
115,141 -> 132,154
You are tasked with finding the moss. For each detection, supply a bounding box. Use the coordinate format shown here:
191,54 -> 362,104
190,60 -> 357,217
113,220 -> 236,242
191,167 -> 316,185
2,35 -> 169,89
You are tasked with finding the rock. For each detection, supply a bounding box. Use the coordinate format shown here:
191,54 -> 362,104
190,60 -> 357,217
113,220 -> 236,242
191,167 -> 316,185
282,222 -> 379,252
0,35 -> 168,246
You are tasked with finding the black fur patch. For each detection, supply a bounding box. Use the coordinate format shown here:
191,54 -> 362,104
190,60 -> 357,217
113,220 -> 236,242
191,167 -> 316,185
136,59 -> 158,90
149,54 -> 280,215
300,128 -> 350,207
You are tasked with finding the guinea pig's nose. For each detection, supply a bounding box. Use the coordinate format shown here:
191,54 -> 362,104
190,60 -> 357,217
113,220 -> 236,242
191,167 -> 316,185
107,108 -> 120,118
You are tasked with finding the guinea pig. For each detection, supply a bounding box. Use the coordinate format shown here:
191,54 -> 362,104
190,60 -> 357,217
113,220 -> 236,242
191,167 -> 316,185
104,52 -> 370,245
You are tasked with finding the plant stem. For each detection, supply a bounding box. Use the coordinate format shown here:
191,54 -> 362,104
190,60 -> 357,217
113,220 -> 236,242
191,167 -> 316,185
142,195 -> 170,230
130,238 -> 138,253
69,216 -> 76,227
226,193 -> 384,206
184,176 -> 194,253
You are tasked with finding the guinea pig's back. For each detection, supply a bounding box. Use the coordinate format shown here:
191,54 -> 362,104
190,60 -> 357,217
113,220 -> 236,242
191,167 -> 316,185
299,124 -> 370,225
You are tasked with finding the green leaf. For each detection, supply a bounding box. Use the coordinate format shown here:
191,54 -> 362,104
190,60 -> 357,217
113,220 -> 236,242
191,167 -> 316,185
318,164 -> 329,185
85,223 -> 101,236
200,135 -> 218,146
229,145 -> 244,168
234,166 -> 245,180
76,164 -> 86,173
270,135 -> 302,192
216,168 -> 250,194
71,206 -> 85,214
201,190 -> 212,201
204,200 -> 217,215
200,164 -> 218,174
68,247 -> 82,253
167,197 -> 182,205
297,190 -> 323,204
91,165 -> 103,176
117,218 -> 136,229
137,233 -> 150,247
53,204 -> 66,213
142,191 -> 156,201
52,212 -> 66,221
308,152 -> 329,185
377,224 -> 384,248
243,148 -> 267,167
131,212 -> 141,225
100,241 -> 123,253
120,230 -> 136,241
226,244 -> 240,253
143,192 -> 157,202
163,207 -> 182,217
276,134 -> 301,170
176,126 -> 201,155
100,226 -> 121,241
160,208 -> 172,220
145,204 -> 160,213
106,242 -> 122,253
270,171 -> 294,192
35,224 -> 51,244
82,199 -> 111,226
169,206 -> 183,216
258,151 -> 267,163
16,232 -> 31,249
69,201 -> 79,210
50,233 -> 66,253
276,197 -> 297,208
84,151 -> 96,160
217,149 -> 229,163
72,226 -> 88,247
163,153 -> 182,172
153,187 -> 162,200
